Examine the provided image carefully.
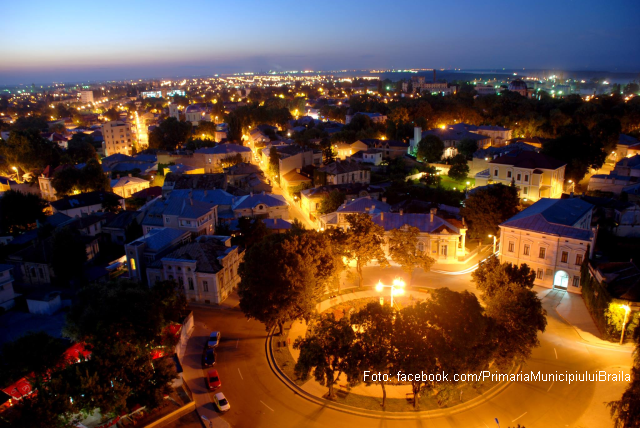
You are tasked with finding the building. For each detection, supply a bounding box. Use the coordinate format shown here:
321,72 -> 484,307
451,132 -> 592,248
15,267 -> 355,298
403,73 -> 456,96
50,191 -> 125,218
499,198 -> 596,292
508,80 -> 529,97
38,165 -> 74,201
224,163 -> 264,187
358,139 -> 410,159
103,210 -> 145,244
345,112 -> 387,125
372,210 -> 466,263
184,104 -> 209,126
0,264 -> 19,311
317,160 -> 371,186
610,134 -> 640,162
194,144 -> 253,173
110,175 -> 150,198
162,173 -> 227,197
281,169 -> 312,193
80,90 -> 94,103
169,103 -> 180,120
333,141 -> 369,160
410,127 -> 491,158
125,227 -> 191,283
587,174 -> 640,196
300,183 -> 385,223
231,192 -> 289,220
448,123 -> 513,147
320,196 -> 391,229
470,141 -> 540,176
276,146 -> 323,182
102,120 -> 135,156
350,149 -> 383,166
141,196 -> 218,236
145,235 -> 243,304
474,151 -> 566,201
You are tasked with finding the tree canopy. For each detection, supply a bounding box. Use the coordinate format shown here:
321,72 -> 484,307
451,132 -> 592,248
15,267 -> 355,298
148,117 -> 191,151
417,135 -> 444,163
344,213 -> 389,286
318,189 -> 346,214
388,226 -> 435,282
459,183 -> 520,238
0,190 -> 47,235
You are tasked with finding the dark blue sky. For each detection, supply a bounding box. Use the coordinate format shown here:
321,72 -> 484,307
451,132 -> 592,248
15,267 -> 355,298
1,0 -> 639,85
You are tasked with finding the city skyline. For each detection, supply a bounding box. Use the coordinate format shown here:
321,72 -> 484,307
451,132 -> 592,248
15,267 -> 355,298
2,0 -> 640,85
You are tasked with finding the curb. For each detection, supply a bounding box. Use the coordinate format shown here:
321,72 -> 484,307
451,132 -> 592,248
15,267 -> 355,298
265,328 -> 520,419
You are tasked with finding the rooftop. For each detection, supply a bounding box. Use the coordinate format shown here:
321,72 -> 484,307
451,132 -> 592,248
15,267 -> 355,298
489,151 -> 566,170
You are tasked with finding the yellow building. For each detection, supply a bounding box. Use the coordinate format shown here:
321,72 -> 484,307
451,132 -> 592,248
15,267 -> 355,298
102,120 -> 136,156
475,151 -> 566,201
110,176 -> 150,198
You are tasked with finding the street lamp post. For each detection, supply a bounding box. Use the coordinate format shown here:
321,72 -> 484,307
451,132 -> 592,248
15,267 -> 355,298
568,179 -> 575,193
376,278 -> 405,307
620,304 -> 631,345
488,234 -> 497,254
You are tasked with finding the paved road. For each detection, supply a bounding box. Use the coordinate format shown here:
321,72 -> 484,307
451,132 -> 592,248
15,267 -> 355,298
179,284 -> 632,428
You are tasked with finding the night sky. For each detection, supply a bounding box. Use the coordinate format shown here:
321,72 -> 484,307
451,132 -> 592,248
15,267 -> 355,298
1,0 -> 639,84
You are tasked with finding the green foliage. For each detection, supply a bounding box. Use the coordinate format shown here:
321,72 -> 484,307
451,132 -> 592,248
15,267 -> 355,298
318,189 -> 346,214
388,226 -> 435,279
417,135 -> 444,163
148,117 -> 191,150
344,213 -> 389,286
268,146 -> 280,178
0,190 -> 46,234
294,312 -> 358,398
447,154 -> 469,181
460,183 -> 520,238
63,134 -> 98,164
238,231 -> 342,334
0,130 -> 61,171
542,124 -> 606,182
52,159 -> 110,196
103,108 -> 120,121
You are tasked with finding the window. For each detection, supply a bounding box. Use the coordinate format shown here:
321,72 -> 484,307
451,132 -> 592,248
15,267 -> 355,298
418,242 -> 424,252
188,277 -> 194,290
38,268 -> 44,278
522,187 -> 528,195
203,280 -> 209,292
523,244 -> 530,256
572,276 -> 580,287
508,242 -> 514,252
539,247 -> 546,259
178,277 -> 184,286
576,254 -> 583,265
524,175 -> 529,182
507,171 -> 512,178
130,258 -> 137,271
537,269 -> 543,280
494,169 -> 498,177
517,173 -> 521,181
561,251 -> 568,263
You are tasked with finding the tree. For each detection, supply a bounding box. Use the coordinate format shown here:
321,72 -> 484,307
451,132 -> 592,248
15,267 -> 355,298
388,226 -> 435,283
103,108 -> 120,121
456,138 -> 479,159
392,301 -> 439,408
238,232 -> 341,334
195,121 -> 218,140
0,190 -> 47,234
0,130 -> 60,171
148,117 -> 191,151
52,159 -> 109,196
268,146 -> 280,179
344,214 -> 389,286
416,135 -> 445,163
542,124 -> 606,182
64,134 -> 98,164
472,258 -> 547,366
459,183 -> 520,238
294,312 -> 358,399
447,154 -> 470,181
318,189 -> 345,214
0,332 -> 68,387
351,303 -> 395,408
51,227 -> 87,285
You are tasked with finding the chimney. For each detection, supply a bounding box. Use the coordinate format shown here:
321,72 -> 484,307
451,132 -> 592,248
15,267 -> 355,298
433,69 -> 436,83
296,168 -> 301,173
381,212 -> 384,221
430,208 -> 437,222
128,173 -> 132,177
400,209 -> 403,216
250,191 -> 254,197
371,205 -> 375,212
381,197 -> 387,203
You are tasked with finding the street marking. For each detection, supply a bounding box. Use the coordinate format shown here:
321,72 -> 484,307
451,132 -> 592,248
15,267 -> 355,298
238,368 -> 243,380
554,348 -> 558,359
547,381 -> 554,392
511,412 -> 527,423
236,338 -> 239,348
260,400 -> 274,412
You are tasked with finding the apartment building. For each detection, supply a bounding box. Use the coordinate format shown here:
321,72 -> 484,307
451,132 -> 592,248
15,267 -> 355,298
102,120 -> 135,156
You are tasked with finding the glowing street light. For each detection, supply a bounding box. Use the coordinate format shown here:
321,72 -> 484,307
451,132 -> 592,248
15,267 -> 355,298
488,234 -> 497,254
620,304 -> 631,345
568,179 -> 575,193
376,278 -> 405,307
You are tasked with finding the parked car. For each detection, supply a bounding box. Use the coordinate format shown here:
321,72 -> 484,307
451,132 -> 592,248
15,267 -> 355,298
203,347 -> 216,367
205,369 -> 221,391
214,392 -> 230,412
207,331 -> 221,348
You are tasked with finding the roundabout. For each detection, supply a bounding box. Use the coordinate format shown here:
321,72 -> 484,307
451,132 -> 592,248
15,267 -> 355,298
184,275 -> 634,428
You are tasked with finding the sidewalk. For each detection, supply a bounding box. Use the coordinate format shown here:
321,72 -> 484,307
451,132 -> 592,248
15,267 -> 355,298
554,290 -> 634,349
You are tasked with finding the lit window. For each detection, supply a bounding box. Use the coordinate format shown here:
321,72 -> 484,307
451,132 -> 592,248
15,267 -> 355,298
572,276 -> 580,287
539,247 -> 546,259
523,244 -> 530,256
561,251 -> 568,263
537,269 -> 543,280
508,242 -> 514,252
576,254 -> 583,265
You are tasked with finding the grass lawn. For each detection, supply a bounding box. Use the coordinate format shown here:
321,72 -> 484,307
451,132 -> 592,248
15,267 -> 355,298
437,176 -> 475,191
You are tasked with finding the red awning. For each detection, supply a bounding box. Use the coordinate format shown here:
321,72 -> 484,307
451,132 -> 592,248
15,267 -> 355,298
2,377 -> 33,400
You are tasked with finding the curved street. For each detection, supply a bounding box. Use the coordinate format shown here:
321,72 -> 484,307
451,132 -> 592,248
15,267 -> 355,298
180,268 -> 633,428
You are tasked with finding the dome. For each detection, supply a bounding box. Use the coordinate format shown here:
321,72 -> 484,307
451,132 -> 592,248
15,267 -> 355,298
185,104 -> 205,114
508,80 -> 528,91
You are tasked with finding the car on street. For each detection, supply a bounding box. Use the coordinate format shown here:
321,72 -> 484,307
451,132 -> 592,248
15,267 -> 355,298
203,347 -> 216,367
207,331 -> 221,348
205,369 -> 221,391
214,392 -> 230,412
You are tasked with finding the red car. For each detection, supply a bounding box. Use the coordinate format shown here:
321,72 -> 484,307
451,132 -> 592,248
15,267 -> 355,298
206,369 -> 221,391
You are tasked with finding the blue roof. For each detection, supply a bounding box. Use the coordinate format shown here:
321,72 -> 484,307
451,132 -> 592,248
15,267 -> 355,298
337,197 -> 391,215
262,218 -> 292,230
371,213 -> 460,234
232,193 -> 286,210
195,143 -> 251,155
501,198 -> 594,240
171,189 -> 235,207
619,134 -> 640,147
135,228 -> 189,252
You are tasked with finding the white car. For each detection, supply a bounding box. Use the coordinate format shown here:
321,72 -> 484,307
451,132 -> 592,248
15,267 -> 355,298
207,331 -> 220,348
214,392 -> 230,412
